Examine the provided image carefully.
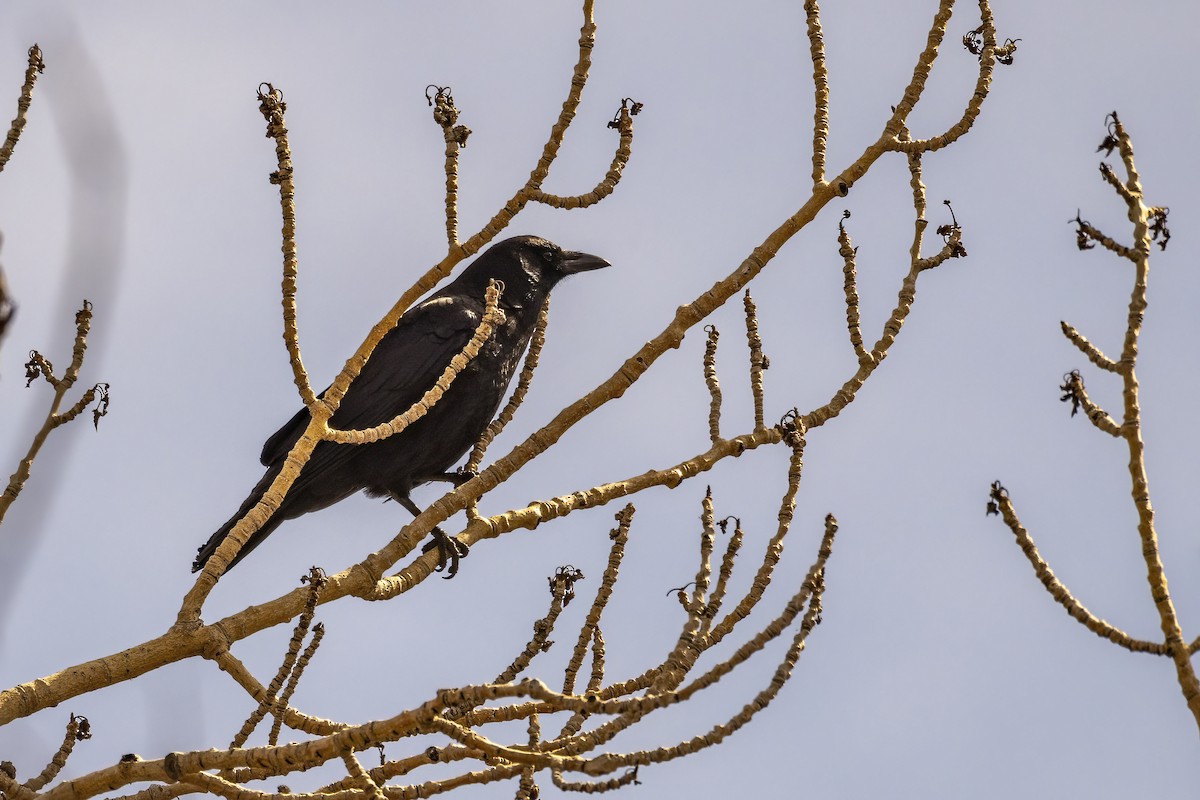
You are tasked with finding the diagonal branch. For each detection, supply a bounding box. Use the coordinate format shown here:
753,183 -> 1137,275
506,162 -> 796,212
987,483 -> 1165,654
1061,321 -> 1119,373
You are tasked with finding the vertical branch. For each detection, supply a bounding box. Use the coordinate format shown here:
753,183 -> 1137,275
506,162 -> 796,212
0,45 -> 44,174
702,325 -> 722,443
743,291 -> 766,432
702,517 -> 743,635
691,489 -> 717,611
803,0 -> 829,189
256,84 -> 316,410
518,714 -> 541,800
63,301 -> 93,386
586,626 -> 606,694
1100,114 -> 1199,722
426,86 -> 470,249
837,213 -> 866,362
900,125 -> 928,266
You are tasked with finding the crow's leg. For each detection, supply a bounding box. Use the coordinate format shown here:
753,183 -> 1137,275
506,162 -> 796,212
423,470 -> 477,488
391,491 -> 470,579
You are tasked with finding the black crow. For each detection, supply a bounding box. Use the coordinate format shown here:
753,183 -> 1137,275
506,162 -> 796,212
193,235 -> 609,574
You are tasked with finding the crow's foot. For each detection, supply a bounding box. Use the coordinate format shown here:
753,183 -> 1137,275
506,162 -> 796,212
422,526 -> 470,579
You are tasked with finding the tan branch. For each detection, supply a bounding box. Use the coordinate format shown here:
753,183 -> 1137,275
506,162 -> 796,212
1073,214 -> 1136,261
690,489 -> 718,614
552,515 -> 835,762
581,573 -> 824,778
701,517 -> 743,636
1098,161 -> 1136,205
988,485 -> 1164,654
563,505 -> 632,695
836,214 -> 867,362
1059,370 -> 1120,437
803,0 -> 830,188
551,765 -> 639,793
104,784 -> 195,800
174,0 -> 625,614
427,86 -> 470,248
535,561 -> 829,774
701,325 -> 723,443
1060,321 -> 1119,373
743,291 -> 767,432
459,0 -> 601,252
256,84 -> 315,410
341,751 -> 386,800
22,714 -> 89,792
0,45 -> 44,173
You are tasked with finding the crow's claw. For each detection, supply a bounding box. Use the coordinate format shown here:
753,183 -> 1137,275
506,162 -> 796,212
422,526 -> 470,579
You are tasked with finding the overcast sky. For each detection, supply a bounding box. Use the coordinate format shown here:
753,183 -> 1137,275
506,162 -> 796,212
1,2 -> 1198,798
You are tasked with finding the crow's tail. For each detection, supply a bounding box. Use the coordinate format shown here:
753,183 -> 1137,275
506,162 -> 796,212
192,465 -> 287,573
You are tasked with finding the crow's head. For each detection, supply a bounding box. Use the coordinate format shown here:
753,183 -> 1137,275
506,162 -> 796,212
455,235 -> 609,311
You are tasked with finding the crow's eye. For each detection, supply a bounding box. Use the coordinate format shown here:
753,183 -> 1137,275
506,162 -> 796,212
541,249 -> 556,264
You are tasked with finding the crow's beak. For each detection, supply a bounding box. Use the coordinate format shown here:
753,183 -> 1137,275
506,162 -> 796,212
559,250 -> 611,274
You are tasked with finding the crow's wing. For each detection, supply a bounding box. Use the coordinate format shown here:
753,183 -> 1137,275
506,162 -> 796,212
259,295 -> 483,470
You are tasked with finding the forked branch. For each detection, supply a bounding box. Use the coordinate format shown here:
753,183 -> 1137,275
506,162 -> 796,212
989,113 -> 1199,729
0,301 -> 108,527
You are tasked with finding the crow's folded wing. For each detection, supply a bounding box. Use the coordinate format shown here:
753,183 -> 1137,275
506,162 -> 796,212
259,296 -> 483,470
